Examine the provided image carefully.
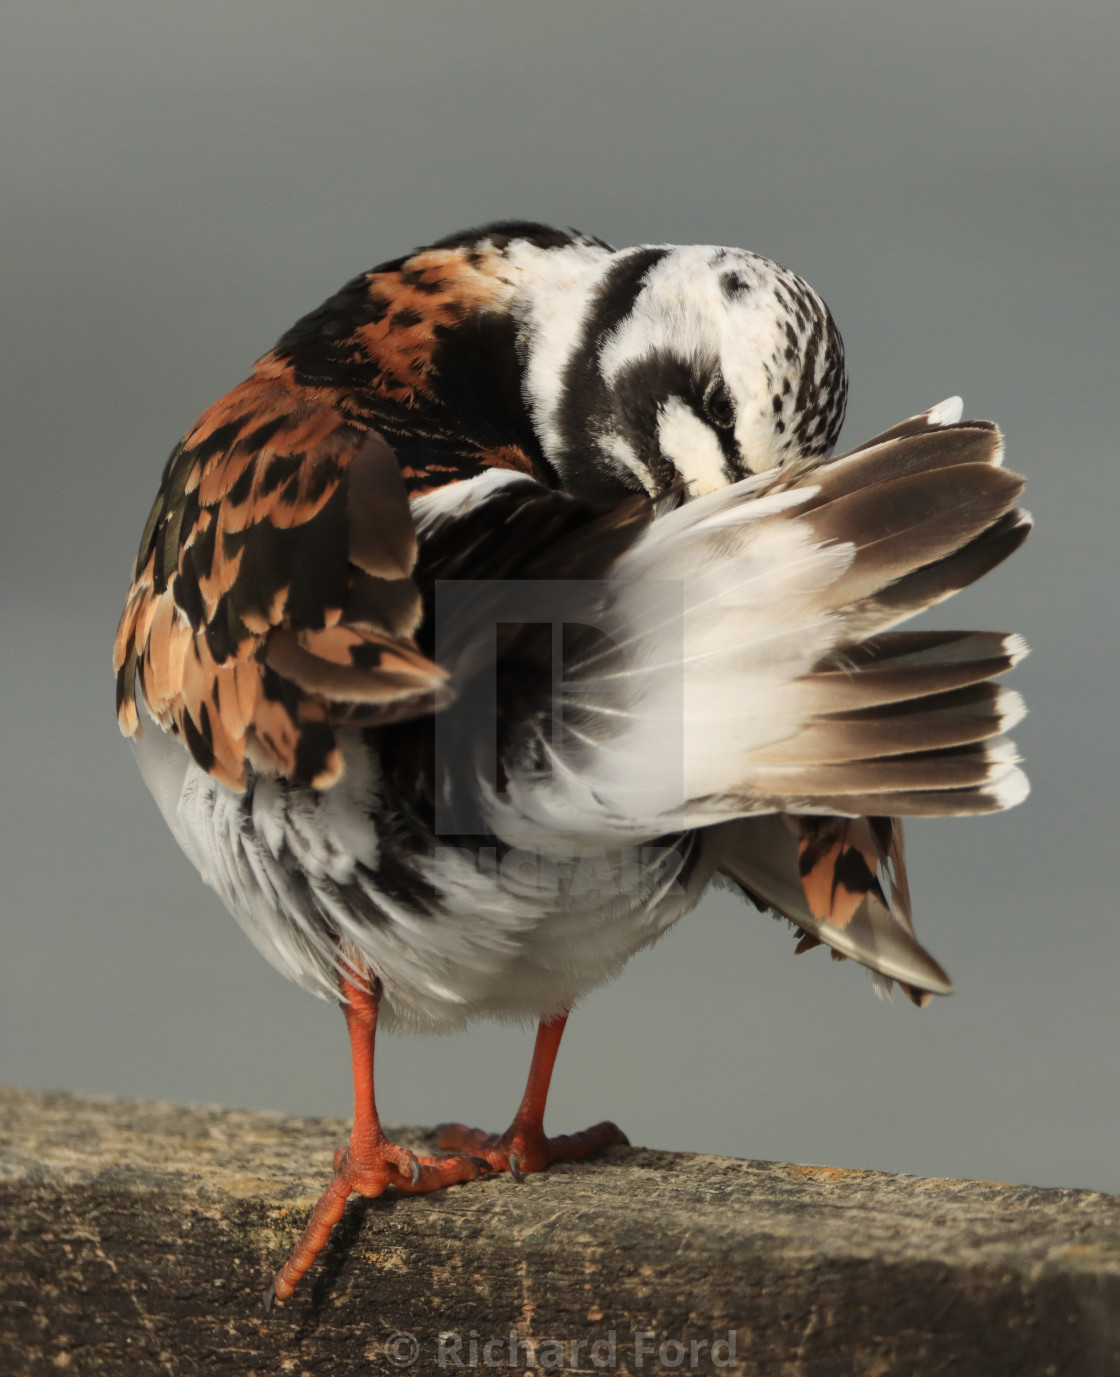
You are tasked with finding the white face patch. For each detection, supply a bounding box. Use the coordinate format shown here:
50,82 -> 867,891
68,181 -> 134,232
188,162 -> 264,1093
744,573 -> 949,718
733,425 -> 783,474
595,246 -> 841,479
656,397 -> 730,495
512,237 -> 846,494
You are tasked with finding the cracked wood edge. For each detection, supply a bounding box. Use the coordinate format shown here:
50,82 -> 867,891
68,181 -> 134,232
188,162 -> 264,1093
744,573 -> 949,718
3,1086 -> 1120,1376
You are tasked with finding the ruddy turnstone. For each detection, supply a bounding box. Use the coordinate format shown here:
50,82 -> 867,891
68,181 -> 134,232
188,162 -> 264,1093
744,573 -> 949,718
113,222 -> 1030,1302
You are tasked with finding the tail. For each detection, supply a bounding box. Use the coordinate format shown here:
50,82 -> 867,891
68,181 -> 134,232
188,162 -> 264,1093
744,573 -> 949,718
491,400 -> 1030,997
497,399 -> 1029,838
708,812 -> 949,1004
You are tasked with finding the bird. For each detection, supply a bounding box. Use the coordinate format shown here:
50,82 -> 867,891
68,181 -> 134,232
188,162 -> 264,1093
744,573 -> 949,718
113,220 -> 1030,1304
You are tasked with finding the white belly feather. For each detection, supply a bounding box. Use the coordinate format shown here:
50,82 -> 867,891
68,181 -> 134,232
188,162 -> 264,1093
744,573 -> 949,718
132,721 -> 706,1032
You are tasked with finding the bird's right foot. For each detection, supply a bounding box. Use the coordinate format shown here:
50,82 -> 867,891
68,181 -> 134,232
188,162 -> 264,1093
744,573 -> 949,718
266,1134 -> 486,1306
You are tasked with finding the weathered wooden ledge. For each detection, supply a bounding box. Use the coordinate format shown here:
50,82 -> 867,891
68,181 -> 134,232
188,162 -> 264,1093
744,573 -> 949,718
2,1088 -> 1119,1376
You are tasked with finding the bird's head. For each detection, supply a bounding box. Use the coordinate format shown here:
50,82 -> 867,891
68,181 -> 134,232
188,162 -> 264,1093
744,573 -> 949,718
514,240 -> 848,504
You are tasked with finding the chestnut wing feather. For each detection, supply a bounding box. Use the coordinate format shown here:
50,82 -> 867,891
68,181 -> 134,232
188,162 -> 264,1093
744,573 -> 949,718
114,375 -> 449,791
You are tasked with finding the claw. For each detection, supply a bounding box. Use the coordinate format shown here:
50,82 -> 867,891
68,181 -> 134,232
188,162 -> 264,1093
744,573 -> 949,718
508,1154 -> 526,1184
470,1156 -> 494,1171
409,1156 -> 422,1188
263,1281 -> 277,1314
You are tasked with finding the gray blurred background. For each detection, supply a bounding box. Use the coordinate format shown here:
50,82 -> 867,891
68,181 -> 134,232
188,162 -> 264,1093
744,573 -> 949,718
3,0 -> 1118,1193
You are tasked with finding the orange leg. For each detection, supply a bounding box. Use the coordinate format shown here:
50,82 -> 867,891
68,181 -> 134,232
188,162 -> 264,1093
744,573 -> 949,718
434,1013 -> 628,1180
266,966 -> 485,1307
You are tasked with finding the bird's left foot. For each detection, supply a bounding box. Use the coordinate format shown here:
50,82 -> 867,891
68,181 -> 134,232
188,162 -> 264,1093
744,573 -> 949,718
433,1117 -> 629,1181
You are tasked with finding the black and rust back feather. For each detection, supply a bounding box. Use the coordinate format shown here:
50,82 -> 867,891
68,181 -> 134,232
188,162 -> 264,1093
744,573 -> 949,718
113,235 -> 568,791
113,380 -> 450,790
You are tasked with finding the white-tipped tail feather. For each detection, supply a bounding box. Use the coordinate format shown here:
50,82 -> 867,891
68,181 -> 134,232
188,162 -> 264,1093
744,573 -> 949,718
498,410 -> 1029,842
487,405 -> 1029,999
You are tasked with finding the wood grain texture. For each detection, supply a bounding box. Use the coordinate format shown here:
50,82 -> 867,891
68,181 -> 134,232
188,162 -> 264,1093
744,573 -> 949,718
2,1087 -> 1119,1375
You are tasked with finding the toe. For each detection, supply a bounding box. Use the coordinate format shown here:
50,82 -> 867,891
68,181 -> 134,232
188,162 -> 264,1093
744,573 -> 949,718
434,1122 -> 499,1154
395,1153 -> 486,1194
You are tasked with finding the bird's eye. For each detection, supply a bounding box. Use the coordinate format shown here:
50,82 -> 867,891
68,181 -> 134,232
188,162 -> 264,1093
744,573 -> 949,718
705,383 -> 736,430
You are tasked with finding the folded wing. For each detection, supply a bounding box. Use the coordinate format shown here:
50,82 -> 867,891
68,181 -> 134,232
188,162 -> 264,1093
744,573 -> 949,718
113,369 -> 450,791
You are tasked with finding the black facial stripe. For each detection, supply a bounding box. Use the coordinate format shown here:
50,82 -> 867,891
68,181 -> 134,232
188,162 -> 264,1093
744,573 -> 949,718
588,247 -> 671,341
703,401 -> 746,477
552,247 -> 671,499
608,350 -> 703,493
